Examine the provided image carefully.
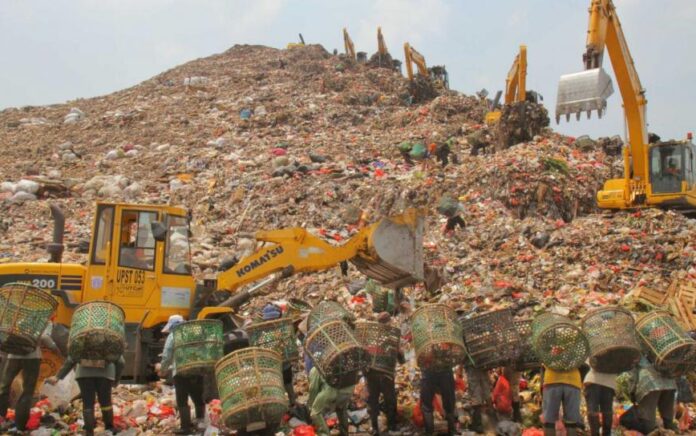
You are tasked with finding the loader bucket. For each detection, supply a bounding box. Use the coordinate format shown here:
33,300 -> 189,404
556,68 -> 614,123
351,209 -> 425,289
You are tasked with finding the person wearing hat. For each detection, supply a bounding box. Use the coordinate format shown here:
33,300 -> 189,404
159,314 -> 206,435
259,303 -> 297,405
365,312 -> 404,435
1,323 -> 60,432
47,351 -> 125,436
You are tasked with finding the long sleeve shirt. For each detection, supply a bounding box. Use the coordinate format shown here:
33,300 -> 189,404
8,324 -> 58,360
160,334 -> 176,377
57,355 -> 125,381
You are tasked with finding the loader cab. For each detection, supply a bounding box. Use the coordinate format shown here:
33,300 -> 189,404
86,203 -> 195,330
649,141 -> 695,194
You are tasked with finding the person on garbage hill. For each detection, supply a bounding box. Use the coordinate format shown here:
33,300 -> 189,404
0,322 -> 60,433
540,364 -> 583,436
419,362 -> 457,435
159,314 -> 207,435
621,356 -> 678,434
307,366 -> 355,436
365,312 -> 405,435
434,138 -> 455,168
46,339 -> 124,436
583,364 -> 617,436
436,195 -> 465,236
502,366 -> 523,423
259,303 -> 297,405
464,361 -> 491,433
467,128 -> 490,156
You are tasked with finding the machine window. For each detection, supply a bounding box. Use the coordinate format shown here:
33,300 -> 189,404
91,206 -> 114,265
164,215 -> 192,275
118,210 -> 157,270
650,146 -> 684,194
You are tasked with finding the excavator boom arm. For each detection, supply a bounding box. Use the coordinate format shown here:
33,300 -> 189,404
343,28 -> 356,60
403,42 -> 428,81
377,27 -> 388,56
504,45 -> 527,104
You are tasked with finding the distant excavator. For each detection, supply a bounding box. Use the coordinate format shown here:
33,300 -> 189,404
343,28 -> 356,61
286,33 -> 305,49
485,45 -> 541,125
403,42 -> 449,91
556,0 -> 696,210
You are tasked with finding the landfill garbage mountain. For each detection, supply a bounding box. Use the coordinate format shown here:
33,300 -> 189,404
1,44 -> 695,434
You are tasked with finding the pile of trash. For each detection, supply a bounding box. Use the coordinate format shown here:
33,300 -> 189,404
1,43 -> 695,434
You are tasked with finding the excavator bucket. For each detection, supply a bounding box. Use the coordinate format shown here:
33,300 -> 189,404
351,209 -> 425,289
556,68 -> 614,123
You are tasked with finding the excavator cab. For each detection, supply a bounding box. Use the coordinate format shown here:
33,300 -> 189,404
649,141 -> 696,195
556,68 -> 614,123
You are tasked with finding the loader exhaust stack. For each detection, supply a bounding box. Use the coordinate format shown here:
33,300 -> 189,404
47,204 -> 65,263
556,68 -> 614,123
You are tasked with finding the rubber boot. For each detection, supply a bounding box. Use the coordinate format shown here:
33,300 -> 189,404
601,413 -> 613,436
370,414 -> 381,435
663,418 -> 679,432
446,413 -> 457,436
512,401 -> 522,423
285,383 -> 297,406
175,405 -> 193,435
587,413 -> 601,436
337,407 -> 350,436
83,409 -> 96,436
543,423 -> 556,436
101,407 -> 114,433
565,423 -> 578,436
469,406 -> 484,434
423,411 -> 435,436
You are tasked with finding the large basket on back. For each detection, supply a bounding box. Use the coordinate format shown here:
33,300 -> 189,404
366,280 -> 394,314
286,298 -> 312,322
304,319 -> 367,388
460,309 -> 521,369
354,321 -> 400,375
307,301 -> 356,332
411,304 -> 466,370
68,301 -> 125,362
215,347 -> 288,432
581,306 -> 641,373
247,317 -> 299,363
173,319 -> 223,376
532,313 -> 589,371
514,319 -> 541,371
0,283 -> 58,355
635,311 -> 696,377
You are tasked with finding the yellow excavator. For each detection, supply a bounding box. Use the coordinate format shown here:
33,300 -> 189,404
286,33 -> 305,49
377,27 -> 388,59
403,42 -> 448,90
486,45 -> 535,125
556,0 -> 696,210
0,203 -> 425,383
343,28 -> 356,61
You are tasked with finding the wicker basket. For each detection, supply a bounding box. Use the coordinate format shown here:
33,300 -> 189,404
307,301 -> 356,333
581,306 -> 641,373
531,313 -> 589,371
0,283 -> 58,355
411,304 -> 466,370
286,298 -> 312,322
304,319 -> 367,388
354,321 -> 400,375
247,317 -> 299,363
365,280 -> 394,314
215,347 -> 288,431
460,309 -> 521,369
514,319 -> 541,371
173,320 -> 224,376
635,311 -> 696,377
68,301 -> 125,362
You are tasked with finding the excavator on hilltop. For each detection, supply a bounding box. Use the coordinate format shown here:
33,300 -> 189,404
403,42 -> 449,101
486,45 -> 541,125
0,203 -> 426,383
556,0 -> 696,210
343,28 -> 356,61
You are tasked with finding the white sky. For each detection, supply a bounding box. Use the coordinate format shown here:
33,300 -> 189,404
1,0 -> 695,140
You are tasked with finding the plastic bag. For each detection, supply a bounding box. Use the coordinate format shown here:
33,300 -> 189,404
409,142 -> 426,159
38,371 -> 79,410
492,375 -> 512,415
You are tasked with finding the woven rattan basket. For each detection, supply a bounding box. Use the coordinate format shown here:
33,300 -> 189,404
307,301 -> 356,332
215,347 -> 288,431
411,304 -> 466,370
68,300 -> 125,362
247,317 -> 299,363
365,280 -> 394,314
0,283 -> 58,355
514,319 -> 541,371
635,311 -> 696,377
581,306 -> 641,373
354,321 -> 400,375
304,319 -> 367,388
531,313 -> 589,371
286,298 -> 312,322
460,309 -> 521,369
173,319 -> 223,376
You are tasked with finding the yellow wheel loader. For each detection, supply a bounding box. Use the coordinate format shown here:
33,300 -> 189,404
0,202 -> 425,383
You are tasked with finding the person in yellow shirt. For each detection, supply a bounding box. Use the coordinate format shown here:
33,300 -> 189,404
541,366 -> 582,436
